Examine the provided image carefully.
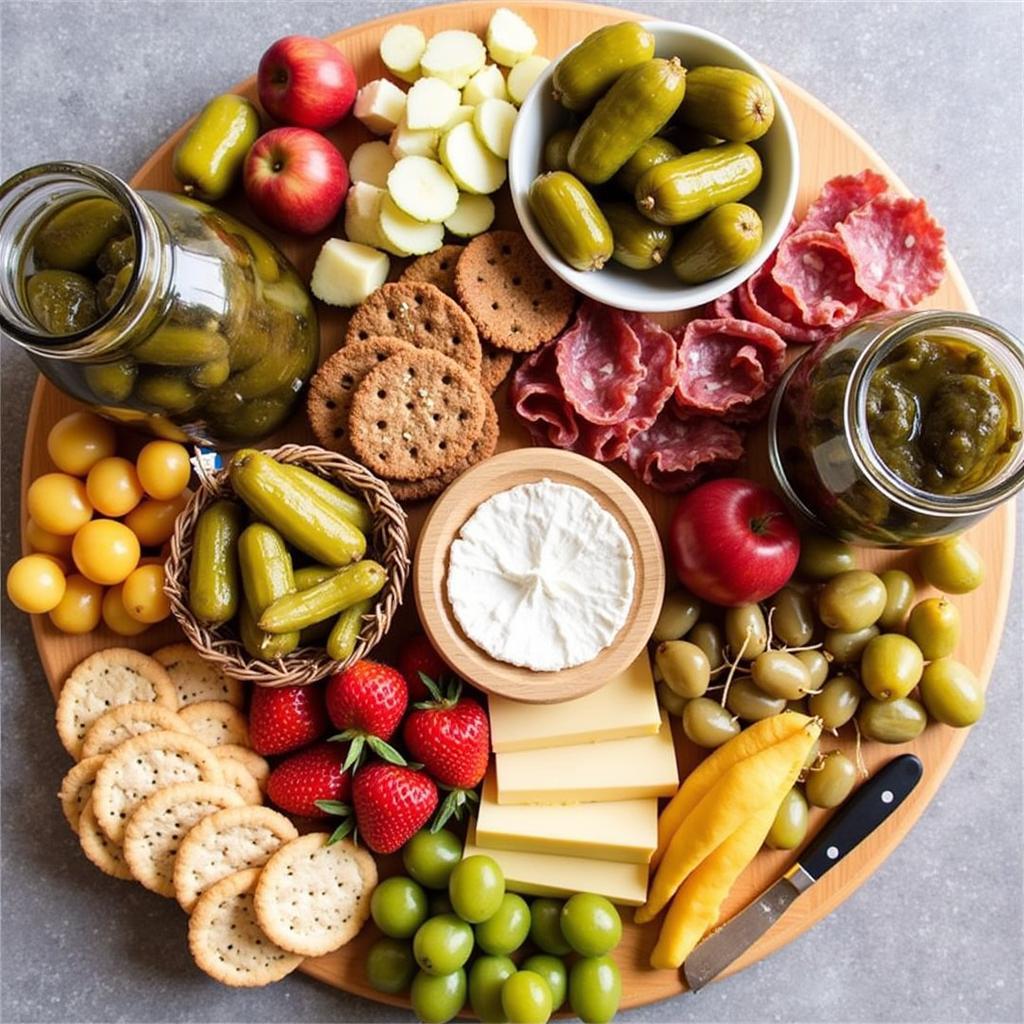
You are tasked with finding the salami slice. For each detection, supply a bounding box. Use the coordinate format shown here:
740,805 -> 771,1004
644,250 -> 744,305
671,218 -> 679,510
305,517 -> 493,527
555,301 -> 645,425
771,230 -> 867,328
510,342 -> 579,449
710,289 -> 741,319
797,170 -> 889,234
674,318 -> 787,415
626,409 -> 746,493
615,311 -> 678,429
835,193 -> 946,308
738,259 -> 832,344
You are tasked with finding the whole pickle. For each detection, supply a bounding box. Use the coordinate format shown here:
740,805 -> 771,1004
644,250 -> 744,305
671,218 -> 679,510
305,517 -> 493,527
529,171 -> 613,272
603,202 -> 673,270
675,66 -> 775,142
552,22 -> 656,112
670,202 -> 762,284
172,94 -> 261,202
615,137 -> 682,195
543,128 -> 577,172
26,270 -> 98,334
32,196 -> 126,271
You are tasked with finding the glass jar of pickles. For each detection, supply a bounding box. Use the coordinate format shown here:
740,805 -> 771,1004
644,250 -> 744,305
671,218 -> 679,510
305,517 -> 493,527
0,161 -> 318,447
769,310 -> 1024,545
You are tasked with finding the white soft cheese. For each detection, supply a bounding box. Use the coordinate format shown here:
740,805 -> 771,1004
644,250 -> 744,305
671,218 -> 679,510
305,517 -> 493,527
446,479 -> 635,672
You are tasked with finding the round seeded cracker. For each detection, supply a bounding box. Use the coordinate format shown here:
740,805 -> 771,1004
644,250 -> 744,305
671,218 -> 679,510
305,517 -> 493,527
81,702 -> 192,758
349,348 -> 487,481
56,648 -> 176,759
399,244 -> 464,295
188,868 -> 303,987
179,700 -> 250,748
254,833 -> 377,957
307,335 -> 413,455
78,802 -> 133,880
479,344 -> 514,393
92,729 -> 224,844
454,230 -> 576,352
218,759 -> 264,805
151,644 -> 244,708
173,805 -> 298,912
217,745 -> 270,791
59,755 -> 106,835
345,282 -> 483,376
122,781 -> 244,897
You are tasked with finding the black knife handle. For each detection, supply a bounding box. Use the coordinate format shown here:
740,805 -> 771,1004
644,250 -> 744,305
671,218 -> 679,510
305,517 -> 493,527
798,754 -> 923,882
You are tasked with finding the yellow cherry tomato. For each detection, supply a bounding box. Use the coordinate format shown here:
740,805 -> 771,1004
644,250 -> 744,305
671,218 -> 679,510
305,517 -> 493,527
120,564 -> 171,623
27,473 -> 93,535
6,554 -> 67,613
101,583 -> 150,636
33,553 -> 70,573
85,456 -> 145,517
123,493 -> 189,547
136,441 -> 192,500
46,411 -> 117,476
48,574 -> 104,634
71,519 -> 141,585
25,517 -> 75,558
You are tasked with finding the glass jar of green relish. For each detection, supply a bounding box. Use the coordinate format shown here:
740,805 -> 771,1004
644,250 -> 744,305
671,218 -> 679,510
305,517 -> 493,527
0,162 -> 318,447
769,310 -> 1024,545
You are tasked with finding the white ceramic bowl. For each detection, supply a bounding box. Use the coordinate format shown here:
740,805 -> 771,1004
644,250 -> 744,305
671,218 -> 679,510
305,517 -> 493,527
508,21 -> 800,313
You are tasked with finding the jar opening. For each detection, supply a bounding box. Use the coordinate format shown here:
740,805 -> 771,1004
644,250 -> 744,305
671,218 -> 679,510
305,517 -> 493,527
0,162 -> 157,358
845,310 -> 1024,517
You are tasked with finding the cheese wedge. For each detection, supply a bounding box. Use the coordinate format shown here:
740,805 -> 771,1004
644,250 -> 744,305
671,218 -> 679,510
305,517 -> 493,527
465,822 -> 649,906
475,771 -> 657,864
494,710 -> 678,805
488,651 -> 660,753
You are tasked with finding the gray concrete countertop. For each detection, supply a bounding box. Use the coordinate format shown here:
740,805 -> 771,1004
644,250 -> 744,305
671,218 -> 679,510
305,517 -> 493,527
1,2 -> 1021,1022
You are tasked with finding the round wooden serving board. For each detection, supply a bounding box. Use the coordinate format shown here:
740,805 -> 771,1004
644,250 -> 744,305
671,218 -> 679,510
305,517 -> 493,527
21,0 -> 1015,1014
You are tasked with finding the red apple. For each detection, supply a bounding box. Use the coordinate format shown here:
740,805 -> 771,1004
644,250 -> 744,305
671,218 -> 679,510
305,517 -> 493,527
257,35 -> 356,129
669,478 -> 801,606
243,127 -> 349,235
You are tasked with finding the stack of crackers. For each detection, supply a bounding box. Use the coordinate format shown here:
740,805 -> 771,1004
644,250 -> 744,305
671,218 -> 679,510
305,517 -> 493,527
308,231 -> 575,502
55,646 -> 375,988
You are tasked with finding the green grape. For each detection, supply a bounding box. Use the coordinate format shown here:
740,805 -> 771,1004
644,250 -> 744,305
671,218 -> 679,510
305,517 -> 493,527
370,876 -> 428,939
474,893 -> 531,956
569,956 -> 622,1024
560,893 -> 622,956
403,829 -> 464,890
501,971 -> 553,1024
365,937 -> 416,994
528,898 -> 571,955
411,968 -> 467,1024
412,914 -> 474,976
468,955 -> 516,1023
521,954 -> 567,1010
448,855 -> 505,923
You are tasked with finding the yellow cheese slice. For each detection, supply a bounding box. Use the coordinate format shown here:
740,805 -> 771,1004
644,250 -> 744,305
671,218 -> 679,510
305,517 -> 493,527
476,771 -> 658,864
464,822 -> 649,906
494,710 -> 678,805
488,651 -> 660,753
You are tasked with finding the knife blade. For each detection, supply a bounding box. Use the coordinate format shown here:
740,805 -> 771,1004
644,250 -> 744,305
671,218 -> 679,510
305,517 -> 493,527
682,753 -> 923,992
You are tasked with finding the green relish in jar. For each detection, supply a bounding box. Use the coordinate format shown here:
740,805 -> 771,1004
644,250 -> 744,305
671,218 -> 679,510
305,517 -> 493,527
770,311 -> 1024,545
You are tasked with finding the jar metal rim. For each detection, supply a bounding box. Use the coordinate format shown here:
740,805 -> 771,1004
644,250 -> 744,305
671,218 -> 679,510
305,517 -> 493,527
844,309 -> 1024,517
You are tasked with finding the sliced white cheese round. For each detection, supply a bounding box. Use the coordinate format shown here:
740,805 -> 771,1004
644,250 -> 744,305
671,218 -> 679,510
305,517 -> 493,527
486,8 -> 539,67
447,480 -> 635,672
380,24 -> 426,83
387,156 -> 459,223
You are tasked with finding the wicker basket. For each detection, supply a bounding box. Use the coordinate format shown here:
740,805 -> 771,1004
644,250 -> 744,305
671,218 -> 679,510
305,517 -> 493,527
165,444 -> 409,687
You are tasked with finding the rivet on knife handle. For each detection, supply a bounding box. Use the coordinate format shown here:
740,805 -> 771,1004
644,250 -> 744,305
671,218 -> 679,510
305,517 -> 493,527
797,753 -> 923,883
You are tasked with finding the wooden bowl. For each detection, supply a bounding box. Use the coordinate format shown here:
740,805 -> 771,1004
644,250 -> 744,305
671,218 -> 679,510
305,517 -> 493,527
165,444 -> 409,686
414,448 -> 664,703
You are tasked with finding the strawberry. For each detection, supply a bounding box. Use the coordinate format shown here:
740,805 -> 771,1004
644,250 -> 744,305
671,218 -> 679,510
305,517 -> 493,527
352,762 -> 438,854
403,677 -> 490,828
266,742 -> 352,820
325,660 -> 408,771
397,633 -> 448,701
249,683 -> 327,756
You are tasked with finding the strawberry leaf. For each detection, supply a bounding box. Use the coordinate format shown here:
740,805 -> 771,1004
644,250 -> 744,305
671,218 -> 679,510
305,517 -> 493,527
327,818 -> 355,845
430,787 -> 476,832
367,735 -> 408,766
314,800 -> 352,817
418,672 -> 444,703
342,735 -> 365,773
412,677 -> 463,711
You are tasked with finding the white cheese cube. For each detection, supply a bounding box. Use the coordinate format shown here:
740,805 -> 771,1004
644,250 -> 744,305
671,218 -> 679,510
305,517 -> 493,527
353,79 -> 407,135
310,238 -> 389,308
344,182 -> 388,249
462,63 -> 508,105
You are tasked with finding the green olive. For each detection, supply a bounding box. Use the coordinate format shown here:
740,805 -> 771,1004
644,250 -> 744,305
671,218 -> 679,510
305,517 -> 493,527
750,650 -> 813,700
796,533 -> 856,581
687,622 -> 724,671
808,674 -> 863,730
858,697 -> 928,744
860,633 -> 924,701
818,570 -> 887,631
724,604 -> 767,660
770,587 -> 814,647
805,751 -> 857,808
824,624 -> 879,664
877,569 -> 915,631
655,640 -> 711,699
652,588 -> 702,642
795,649 -> 829,689
682,698 -> 740,748
919,658 -> 985,727
906,597 -> 961,660
765,787 -> 809,850
725,677 -> 786,721
656,681 -> 689,717
916,535 -> 984,594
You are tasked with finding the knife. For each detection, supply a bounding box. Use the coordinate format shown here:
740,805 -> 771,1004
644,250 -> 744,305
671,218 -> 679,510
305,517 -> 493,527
682,753 -> 923,992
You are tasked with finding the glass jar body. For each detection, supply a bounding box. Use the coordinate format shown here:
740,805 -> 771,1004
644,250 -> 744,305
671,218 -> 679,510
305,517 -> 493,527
769,310 -> 1024,545
0,163 -> 318,447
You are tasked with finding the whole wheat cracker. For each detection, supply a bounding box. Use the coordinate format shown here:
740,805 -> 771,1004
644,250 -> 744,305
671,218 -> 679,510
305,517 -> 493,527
399,244 -> 464,296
